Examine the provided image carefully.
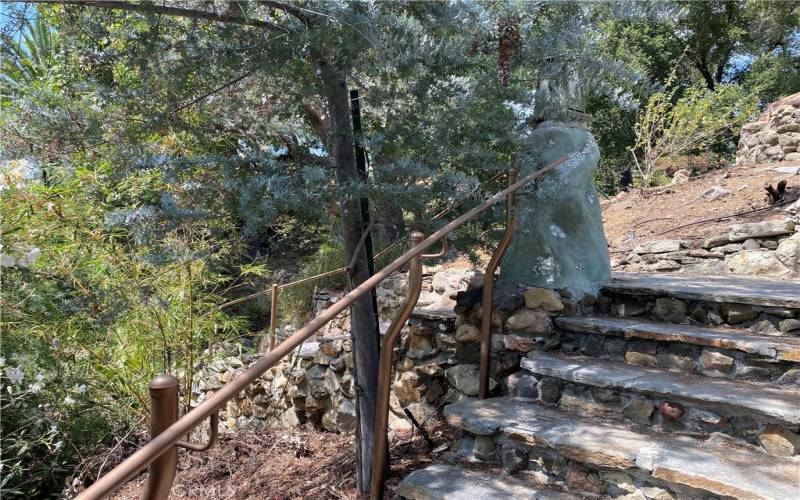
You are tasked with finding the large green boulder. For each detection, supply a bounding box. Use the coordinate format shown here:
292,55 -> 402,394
497,125 -> 610,297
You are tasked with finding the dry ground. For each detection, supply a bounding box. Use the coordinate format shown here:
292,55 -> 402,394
106,422 -> 452,500
602,162 -> 800,253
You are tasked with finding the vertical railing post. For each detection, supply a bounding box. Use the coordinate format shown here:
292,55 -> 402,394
479,169 -> 518,399
370,231 -> 424,500
140,374 -> 179,500
269,283 -> 279,351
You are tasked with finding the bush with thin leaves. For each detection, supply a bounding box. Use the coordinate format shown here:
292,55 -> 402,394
0,169 -> 253,496
631,83 -> 757,186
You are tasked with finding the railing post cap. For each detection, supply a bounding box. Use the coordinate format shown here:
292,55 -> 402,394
410,231 -> 424,244
150,374 -> 179,390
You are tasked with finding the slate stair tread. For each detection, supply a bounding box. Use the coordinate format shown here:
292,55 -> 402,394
395,463 -> 581,500
555,315 -> 800,361
411,307 -> 457,321
521,352 -> 800,425
444,397 -> 800,500
605,272 -> 800,308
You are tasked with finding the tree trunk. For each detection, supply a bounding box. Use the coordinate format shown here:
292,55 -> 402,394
319,61 -> 383,495
695,53 -> 716,91
370,153 -> 405,244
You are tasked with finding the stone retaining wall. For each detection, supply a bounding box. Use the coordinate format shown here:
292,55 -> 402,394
611,218 -> 800,277
737,92 -> 800,166
192,267 -> 476,433
191,273 -> 577,438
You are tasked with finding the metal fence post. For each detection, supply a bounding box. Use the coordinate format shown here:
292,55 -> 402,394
140,374 -> 179,500
269,283 -> 279,351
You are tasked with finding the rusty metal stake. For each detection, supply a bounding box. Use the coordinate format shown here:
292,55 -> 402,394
140,375 -> 179,500
269,283 -> 279,351
370,231 -> 424,500
479,169 -> 518,400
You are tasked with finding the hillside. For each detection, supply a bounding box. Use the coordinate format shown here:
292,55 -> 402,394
603,163 -> 799,249
602,161 -> 800,277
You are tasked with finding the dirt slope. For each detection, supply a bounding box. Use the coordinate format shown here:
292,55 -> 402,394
108,424 -> 451,500
602,162 -> 800,253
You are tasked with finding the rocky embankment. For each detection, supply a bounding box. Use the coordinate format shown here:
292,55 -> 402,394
189,267 -> 476,434
737,92 -> 800,165
612,217 -> 800,277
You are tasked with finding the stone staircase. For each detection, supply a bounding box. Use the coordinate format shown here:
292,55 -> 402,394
396,273 -> 800,500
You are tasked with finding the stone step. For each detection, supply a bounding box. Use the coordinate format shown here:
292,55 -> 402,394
555,315 -> 800,361
445,397 -> 800,500
395,463 -> 580,500
411,307 -> 457,321
604,272 -> 800,309
520,352 -> 800,425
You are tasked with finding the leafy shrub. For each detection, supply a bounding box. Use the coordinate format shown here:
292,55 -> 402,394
631,83 -> 757,186
1,346 -> 113,497
0,168 -> 252,495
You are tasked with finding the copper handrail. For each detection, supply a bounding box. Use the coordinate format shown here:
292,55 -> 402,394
220,172 -> 504,332
176,413 -> 219,452
479,169 -> 518,399
370,232 -> 424,500
140,378 -> 220,499
76,156 -> 568,500
422,235 -> 447,259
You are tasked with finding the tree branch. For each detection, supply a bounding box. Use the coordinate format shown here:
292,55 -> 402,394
28,0 -> 290,33
168,69 -> 257,116
302,102 -> 331,146
258,1 -> 313,27
714,48 -> 731,84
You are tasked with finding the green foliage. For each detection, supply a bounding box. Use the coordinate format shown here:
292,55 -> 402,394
595,1 -> 798,191
0,167 -> 252,495
1,16 -> 60,97
599,8 -> 686,87
600,1 -> 799,91
0,339 -> 111,497
278,240 -> 349,326
741,50 -> 800,105
586,91 -> 638,194
632,83 -> 758,185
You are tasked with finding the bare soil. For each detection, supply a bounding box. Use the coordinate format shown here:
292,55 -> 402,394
601,161 -> 800,253
108,422 -> 452,500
